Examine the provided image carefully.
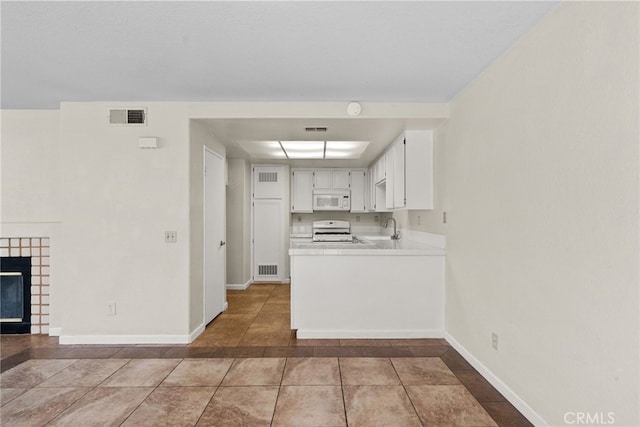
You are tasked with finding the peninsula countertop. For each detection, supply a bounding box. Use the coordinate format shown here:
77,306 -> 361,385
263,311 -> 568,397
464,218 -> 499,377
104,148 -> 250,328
288,235 -> 445,256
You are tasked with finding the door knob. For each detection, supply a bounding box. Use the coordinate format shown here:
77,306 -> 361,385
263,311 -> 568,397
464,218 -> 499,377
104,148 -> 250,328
220,241 -> 226,247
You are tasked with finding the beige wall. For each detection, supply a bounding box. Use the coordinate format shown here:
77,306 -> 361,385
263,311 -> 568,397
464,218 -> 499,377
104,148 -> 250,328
1,110 -> 60,223
54,103 -> 192,338
226,158 -> 251,285
434,2 -> 638,425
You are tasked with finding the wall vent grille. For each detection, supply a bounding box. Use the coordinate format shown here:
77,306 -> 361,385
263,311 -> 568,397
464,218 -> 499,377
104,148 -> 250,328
109,108 -> 146,125
258,265 -> 278,276
258,172 -> 278,183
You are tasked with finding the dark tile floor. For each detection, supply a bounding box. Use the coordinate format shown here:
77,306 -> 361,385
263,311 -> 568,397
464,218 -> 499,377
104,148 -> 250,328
0,283 -> 533,426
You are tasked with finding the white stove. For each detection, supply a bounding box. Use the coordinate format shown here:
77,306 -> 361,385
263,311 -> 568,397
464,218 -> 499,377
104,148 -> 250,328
312,220 -> 352,242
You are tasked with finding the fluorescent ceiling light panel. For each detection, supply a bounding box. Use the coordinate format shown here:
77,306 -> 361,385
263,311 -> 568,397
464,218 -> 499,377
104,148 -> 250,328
281,141 -> 325,159
238,140 -> 287,159
324,140 -> 369,159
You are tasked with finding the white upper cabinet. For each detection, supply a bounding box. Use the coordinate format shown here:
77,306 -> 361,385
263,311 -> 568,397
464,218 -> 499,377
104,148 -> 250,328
368,130 -> 434,211
332,170 -> 351,190
392,136 -> 405,208
384,148 -> 394,210
314,169 -> 350,190
391,130 -> 434,210
290,169 -> 314,213
350,170 -> 367,213
313,170 -> 333,189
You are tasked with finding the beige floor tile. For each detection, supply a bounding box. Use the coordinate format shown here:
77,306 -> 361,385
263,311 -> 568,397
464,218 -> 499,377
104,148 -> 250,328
47,387 -> 153,427
221,358 -> 285,386
259,302 -> 291,314
272,385 -> 346,426
99,359 -> 181,387
38,359 -> 130,387
339,358 -> 401,385
0,387 -> 28,406
122,386 -> 215,427
406,385 -> 498,426
162,358 -> 234,386
343,385 -> 422,427
197,386 -> 279,427
0,359 -> 78,388
391,357 -> 461,385
0,387 -> 89,426
282,357 -> 340,385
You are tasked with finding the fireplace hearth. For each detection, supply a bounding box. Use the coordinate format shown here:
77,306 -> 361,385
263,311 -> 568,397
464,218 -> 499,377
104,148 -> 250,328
0,257 -> 32,334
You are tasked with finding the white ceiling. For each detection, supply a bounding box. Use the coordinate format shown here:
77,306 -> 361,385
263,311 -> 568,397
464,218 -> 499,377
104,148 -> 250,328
1,1 -> 558,164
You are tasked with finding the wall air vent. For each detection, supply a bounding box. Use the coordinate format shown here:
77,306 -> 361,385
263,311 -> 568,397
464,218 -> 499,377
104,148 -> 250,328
109,108 -> 147,125
258,265 -> 278,276
305,127 -> 327,132
258,172 -> 278,183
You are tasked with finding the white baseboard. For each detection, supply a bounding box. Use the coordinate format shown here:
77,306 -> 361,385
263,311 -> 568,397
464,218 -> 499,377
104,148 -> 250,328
444,332 -> 547,427
296,329 -> 444,339
189,323 -> 205,342
226,280 -> 251,290
48,327 -> 62,337
58,334 -> 193,345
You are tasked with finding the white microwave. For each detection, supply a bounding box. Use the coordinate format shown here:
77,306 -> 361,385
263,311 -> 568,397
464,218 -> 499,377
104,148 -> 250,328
313,191 -> 351,211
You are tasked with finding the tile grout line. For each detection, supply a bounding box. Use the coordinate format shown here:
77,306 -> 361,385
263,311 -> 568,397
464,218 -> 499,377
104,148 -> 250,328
270,356 -> 288,426
193,358 -> 235,426
336,358 -> 347,426
389,356 -> 427,427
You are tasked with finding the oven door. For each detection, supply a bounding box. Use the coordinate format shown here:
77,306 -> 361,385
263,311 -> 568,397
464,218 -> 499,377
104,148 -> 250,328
313,192 -> 350,211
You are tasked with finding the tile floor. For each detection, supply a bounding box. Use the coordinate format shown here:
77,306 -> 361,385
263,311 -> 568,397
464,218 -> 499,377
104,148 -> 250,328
0,283 -> 533,426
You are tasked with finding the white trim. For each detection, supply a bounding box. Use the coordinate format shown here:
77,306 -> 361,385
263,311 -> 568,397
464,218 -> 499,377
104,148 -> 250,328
58,334 -> 193,345
189,323 -> 206,342
226,280 -> 251,290
48,327 -> 62,337
444,332 -> 548,427
296,329 -> 444,339
223,301 -> 228,311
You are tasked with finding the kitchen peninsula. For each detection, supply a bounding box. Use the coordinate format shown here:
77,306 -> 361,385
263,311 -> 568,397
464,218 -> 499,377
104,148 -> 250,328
289,235 -> 445,339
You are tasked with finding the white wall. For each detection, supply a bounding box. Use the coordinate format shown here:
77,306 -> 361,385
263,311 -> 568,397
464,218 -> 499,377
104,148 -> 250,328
226,159 -> 251,285
54,103 -> 192,341
1,110 -> 60,224
439,2 -> 638,426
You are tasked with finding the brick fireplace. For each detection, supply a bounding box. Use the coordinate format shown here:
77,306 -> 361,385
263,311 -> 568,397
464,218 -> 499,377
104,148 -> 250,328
0,238 -> 50,334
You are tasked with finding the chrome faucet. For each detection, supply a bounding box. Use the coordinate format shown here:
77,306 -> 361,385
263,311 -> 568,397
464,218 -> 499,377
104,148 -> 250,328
384,217 -> 400,240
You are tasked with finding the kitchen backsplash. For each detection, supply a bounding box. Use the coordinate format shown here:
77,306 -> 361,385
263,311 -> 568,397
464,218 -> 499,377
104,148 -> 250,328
290,212 -> 391,235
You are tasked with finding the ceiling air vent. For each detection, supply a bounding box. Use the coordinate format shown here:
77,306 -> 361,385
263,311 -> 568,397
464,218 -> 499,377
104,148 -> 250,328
109,108 -> 147,125
305,127 -> 327,132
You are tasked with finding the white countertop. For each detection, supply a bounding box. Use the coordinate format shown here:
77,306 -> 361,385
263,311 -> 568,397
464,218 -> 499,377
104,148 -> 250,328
289,234 -> 445,256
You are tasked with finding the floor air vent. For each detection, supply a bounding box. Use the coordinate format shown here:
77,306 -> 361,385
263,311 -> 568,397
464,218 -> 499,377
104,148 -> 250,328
109,108 -> 146,125
258,265 -> 278,276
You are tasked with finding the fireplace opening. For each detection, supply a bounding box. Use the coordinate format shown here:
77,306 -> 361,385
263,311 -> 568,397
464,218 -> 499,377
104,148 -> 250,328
0,257 -> 32,334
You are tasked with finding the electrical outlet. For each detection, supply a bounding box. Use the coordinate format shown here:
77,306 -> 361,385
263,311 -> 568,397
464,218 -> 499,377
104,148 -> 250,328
356,216 -> 361,222
492,332 -> 498,350
443,212 -> 447,224
107,301 -> 116,316
297,216 -> 302,222
417,215 -> 422,226
374,216 -> 379,222
165,231 -> 177,243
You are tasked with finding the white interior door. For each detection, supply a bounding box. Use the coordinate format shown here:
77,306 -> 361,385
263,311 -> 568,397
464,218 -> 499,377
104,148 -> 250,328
204,148 -> 226,324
